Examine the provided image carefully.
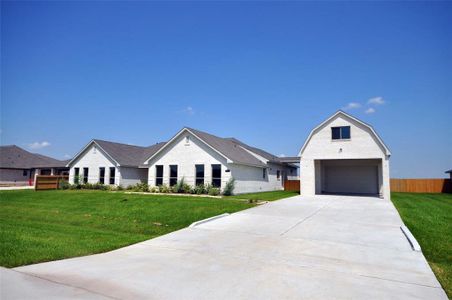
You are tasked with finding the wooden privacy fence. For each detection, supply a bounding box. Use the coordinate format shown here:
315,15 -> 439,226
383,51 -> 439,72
35,175 -> 69,191
390,178 -> 452,193
284,180 -> 300,192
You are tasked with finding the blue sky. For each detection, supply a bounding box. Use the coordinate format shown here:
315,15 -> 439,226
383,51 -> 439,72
1,1 -> 451,178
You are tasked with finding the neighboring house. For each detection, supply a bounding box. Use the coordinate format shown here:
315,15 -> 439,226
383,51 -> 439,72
143,127 -> 297,194
0,145 -> 69,186
66,140 -> 166,187
446,169 -> 452,180
299,111 -> 391,199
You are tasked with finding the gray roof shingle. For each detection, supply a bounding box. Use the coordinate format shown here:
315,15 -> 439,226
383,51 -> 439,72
93,139 -> 166,167
0,145 -> 68,169
186,128 -> 287,167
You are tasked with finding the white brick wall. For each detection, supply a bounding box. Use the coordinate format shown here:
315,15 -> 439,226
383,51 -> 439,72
147,132 -> 231,189
146,131 -> 293,194
300,113 -> 390,199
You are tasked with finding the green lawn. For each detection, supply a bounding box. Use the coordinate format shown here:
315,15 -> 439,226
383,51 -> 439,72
391,192 -> 452,298
227,190 -> 299,201
0,190 -> 255,268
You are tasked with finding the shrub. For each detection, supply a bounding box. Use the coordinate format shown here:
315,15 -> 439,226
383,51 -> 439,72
73,175 -> 81,185
222,177 -> 235,196
126,185 -> 134,191
204,184 -> 213,195
182,183 -> 191,194
91,182 -> 107,190
159,184 -> 170,193
129,182 -> 149,192
192,184 -> 205,195
81,183 -> 94,190
58,179 -> 70,190
208,187 -> 220,196
69,183 -> 81,190
149,186 -> 159,193
116,185 -> 124,191
173,177 -> 189,193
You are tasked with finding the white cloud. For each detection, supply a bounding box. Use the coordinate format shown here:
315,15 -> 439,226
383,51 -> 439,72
63,154 -> 71,158
182,106 -> 195,115
279,154 -> 286,157
365,107 -> 376,114
28,141 -> 50,149
343,102 -> 361,110
367,96 -> 385,105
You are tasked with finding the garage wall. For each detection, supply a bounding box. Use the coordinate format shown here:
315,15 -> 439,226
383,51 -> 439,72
300,113 -> 390,199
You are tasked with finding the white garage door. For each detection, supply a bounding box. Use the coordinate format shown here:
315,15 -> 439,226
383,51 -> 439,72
324,165 -> 379,195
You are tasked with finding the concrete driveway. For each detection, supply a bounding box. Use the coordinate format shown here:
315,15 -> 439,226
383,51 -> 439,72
6,195 -> 448,299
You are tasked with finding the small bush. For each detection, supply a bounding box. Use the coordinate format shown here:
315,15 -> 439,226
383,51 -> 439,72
129,182 -> 149,192
182,183 -> 191,194
59,180 -> 70,190
222,177 -> 235,196
116,185 -> 124,191
91,182 -> 107,190
159,184 -> 170,193
173,177 -> 187,193
192,184 -> 205,195
149,186 -> 159,193
81,183 -> 94,190
69,183 -> 81,190
126,185 -> 134,190
208,187 -> 220,196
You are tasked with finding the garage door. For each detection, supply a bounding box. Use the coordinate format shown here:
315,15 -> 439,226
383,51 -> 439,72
323,165 -> 379,195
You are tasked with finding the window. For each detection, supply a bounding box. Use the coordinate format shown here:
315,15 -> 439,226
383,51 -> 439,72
74,168 -> 80,184
23,170 -> 28,176
211,164 -> 221,187
263,168 -> 266,179
99,167 -> 105,184
155,165 -> 163,186
83,168 -> 89,183
277,170 -> 281,181
332,126 -> 351,140
195,164 -> 205,186
169,165 -> 178,186
109,167 -> 115,185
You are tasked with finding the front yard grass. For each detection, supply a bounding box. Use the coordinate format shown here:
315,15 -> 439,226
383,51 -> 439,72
226,190 -> 299,201
391,192 -> 452,298
0,190 -> 255,268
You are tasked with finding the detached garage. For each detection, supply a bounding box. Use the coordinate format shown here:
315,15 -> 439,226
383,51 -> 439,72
299,111 -> 391,199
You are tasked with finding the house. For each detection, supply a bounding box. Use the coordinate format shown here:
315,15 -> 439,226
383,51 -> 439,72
446,169 -> 452,180
299,111 -> 391,199
143,127 -> 297,193
0,145 -> 69,186
66,140 -> 166,186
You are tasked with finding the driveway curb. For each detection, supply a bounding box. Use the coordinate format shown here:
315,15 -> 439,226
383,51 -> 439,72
189,213 -> 230,228
400,225 -> 422,252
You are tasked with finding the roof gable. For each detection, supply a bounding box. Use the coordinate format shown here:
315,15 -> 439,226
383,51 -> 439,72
67,140 -> 166,167
298,111 -> 391,157
144,128 -> 274,168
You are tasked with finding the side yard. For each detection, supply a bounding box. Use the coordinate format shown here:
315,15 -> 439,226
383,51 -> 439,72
391,192 -> 452,298
0,190 -> 256,267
